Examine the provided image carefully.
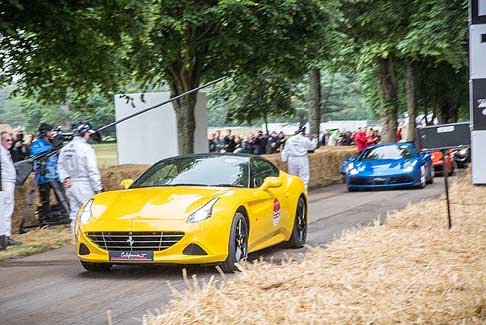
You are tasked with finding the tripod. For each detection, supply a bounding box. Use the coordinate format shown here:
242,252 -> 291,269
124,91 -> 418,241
19,159 -> 71,234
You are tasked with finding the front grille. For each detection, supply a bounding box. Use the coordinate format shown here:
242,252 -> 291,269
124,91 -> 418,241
86,232 -> 184,251
350,175 -> 413,185
389,175 -> 413,184
434,165 -> 443,172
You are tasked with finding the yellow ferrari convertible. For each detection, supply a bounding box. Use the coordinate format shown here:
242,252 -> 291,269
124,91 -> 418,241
75,153 -> 308,272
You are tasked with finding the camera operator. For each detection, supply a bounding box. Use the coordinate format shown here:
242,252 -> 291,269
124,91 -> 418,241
30,123 -> 63,223
57,122 -> 102,232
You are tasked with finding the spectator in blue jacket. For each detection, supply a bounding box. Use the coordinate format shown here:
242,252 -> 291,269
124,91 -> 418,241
30,123 -> 62,223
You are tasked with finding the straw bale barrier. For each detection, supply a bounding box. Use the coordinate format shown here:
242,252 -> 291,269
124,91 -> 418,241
265,146 -> 356,188
144,173 -> 486,324
11,147 -> 355,231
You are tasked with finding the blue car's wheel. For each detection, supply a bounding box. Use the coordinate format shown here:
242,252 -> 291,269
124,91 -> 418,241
417,165 -> 426,189
426,165 -> 434,184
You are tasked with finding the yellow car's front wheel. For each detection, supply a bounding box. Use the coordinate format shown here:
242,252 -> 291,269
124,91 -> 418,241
221,211 -> 249,273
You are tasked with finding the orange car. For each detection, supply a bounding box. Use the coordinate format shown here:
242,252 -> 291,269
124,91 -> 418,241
430,150 -> 454,176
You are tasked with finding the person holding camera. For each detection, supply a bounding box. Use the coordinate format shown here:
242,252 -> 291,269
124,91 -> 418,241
30,123 -> 63,223
57,122 -> 102,232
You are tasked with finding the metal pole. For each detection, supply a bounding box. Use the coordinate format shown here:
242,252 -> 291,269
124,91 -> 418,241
97,76 -> 227,133
442,149 -> 452,229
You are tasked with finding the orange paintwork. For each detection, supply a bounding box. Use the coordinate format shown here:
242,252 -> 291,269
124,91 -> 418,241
430,150 -> 454,175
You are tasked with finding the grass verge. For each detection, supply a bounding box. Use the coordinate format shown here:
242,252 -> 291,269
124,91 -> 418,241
144,172 -> 486,324
0,226 -> 72,262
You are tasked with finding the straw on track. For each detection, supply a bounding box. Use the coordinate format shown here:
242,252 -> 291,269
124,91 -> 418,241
145,172 -> 486,324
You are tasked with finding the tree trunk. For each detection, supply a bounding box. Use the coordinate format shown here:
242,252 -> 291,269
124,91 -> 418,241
263,111 -> 269,134
168,70 -> 201,154
60,101 -> 71,130
172,91 -> 197,155
378,57 -> 399,143
405,59 -> 416,141
321,69 -> 335,123
308,68 -> 321,139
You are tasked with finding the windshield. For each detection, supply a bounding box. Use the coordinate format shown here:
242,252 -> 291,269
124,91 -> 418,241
360,145 -> 415,160
131,155 -> 250,188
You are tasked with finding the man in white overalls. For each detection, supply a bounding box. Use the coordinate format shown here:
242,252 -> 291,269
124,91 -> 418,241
281,126 -> 318,191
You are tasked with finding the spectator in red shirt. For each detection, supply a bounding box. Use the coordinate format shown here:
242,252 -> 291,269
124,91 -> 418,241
396,127 -> 402,142
354,128 -> 368,152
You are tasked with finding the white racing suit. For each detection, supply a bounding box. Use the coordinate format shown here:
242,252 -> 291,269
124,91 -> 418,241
0,146 -> 16,237
281,133 -> 318,191
57,137 -> 102,231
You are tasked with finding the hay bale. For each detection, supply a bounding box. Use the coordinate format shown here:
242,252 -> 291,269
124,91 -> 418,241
144,173 -> 486,324
101,164 -> 149,191
265,146 -> 356,188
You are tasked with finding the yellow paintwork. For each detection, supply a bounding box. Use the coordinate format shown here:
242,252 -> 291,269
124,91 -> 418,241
75,171 -> 306,265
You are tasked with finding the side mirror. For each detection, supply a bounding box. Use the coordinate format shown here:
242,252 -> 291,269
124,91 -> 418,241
421,152 -> 431,162
120,179 -> 134,190
260,176 -> 282,191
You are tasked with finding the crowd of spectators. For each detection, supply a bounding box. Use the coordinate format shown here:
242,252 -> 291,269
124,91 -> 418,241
321,127 -> 382,152
209,129 -> 287,155
209,127 -> 385,155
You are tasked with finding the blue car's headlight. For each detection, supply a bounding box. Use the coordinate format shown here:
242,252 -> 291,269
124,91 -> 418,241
404,166 -> 414,172
187,198 -> 219,224
347,163 -> 359,175
404,161 -> 418,173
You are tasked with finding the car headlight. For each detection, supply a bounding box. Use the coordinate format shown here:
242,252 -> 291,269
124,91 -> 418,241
347,163 -> 355,171
186,198 -> 219,224
404,161 -> 418,173
79,199 -> 94,225
404,166 -> 414,172
349,168 -> 359,175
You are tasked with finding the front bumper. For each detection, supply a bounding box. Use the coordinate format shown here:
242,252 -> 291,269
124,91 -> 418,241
347,173 -> 418,189
75,218 -> 230,265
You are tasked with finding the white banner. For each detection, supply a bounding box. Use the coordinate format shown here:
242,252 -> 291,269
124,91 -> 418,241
480,0 -> 486,16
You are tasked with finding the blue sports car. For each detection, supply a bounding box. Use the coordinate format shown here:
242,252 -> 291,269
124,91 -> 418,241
340,143 -> 433,191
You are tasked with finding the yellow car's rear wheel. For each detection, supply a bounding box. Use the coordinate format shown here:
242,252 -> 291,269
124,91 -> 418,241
286,196 -> 307,248
221,212 -> 248,273
80,261 -> 112,272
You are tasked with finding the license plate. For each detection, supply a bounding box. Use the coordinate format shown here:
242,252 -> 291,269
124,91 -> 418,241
109,251 -> 154,261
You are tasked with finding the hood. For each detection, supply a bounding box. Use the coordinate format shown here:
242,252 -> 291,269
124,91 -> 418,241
352,158 -> 417,177
90,186 -> 233,222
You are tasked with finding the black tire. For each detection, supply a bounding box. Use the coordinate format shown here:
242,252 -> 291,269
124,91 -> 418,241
80,261 -> 112,272
286,196 -> 307,248
416,166 -> 426,189
221,212 -> 248,273
426,166 -> 434,184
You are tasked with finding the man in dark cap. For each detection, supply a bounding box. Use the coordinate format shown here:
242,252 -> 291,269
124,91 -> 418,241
57,122 -> 102,232
30,122 -> 62,223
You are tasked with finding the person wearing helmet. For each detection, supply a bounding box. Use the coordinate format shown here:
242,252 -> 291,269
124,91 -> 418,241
30,122 -> 62,223
57,122 -> 102,232
280,125 -> 318,191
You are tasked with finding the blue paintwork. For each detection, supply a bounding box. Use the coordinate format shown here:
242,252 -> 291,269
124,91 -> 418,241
340,143 -> 433,191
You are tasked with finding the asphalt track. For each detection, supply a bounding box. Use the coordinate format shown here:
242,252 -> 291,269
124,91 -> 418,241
0,174 -> 461,324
